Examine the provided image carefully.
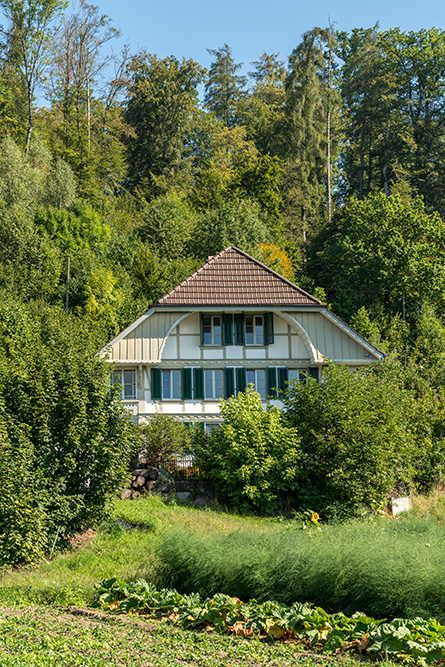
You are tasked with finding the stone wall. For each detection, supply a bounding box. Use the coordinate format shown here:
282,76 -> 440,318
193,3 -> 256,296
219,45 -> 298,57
121,466 -> 219,507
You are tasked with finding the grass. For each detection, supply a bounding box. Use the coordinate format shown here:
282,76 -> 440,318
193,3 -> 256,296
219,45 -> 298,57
0,495 -> 278,607
0,605 -> 400,667
1,493 -> 445,665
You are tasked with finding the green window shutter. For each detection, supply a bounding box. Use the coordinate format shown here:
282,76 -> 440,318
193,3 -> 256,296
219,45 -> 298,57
308,367 -> 319,381
267,367 -> 277,398
224,367 -> 235,398
193,368 -> 204,399
151,367 -> 162,400
234,314 -> 245,345
223,313 -> 233,345
200,314 -> 205,345
182,368 -> 192,400
236,367 -> 247,394
278,367 -> 288,393
264,312 -> 274,345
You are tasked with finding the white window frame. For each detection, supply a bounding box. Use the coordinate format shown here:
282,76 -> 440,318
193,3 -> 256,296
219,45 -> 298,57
244,315 -> 264,345
202,315 -> 223,346
245,368 -> 267,398
204,369 -> 224,399
162,369 -> 181,400
112,369 -> 137,400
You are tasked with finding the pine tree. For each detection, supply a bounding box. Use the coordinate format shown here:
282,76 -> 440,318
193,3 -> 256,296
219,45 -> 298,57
204,43 -> 245,127
284,29 -> 329,242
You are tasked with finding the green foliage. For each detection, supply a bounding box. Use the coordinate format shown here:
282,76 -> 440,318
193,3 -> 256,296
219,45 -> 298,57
137,415 -> 192,468
283,361 -> 433,516
204,43 -> 245,127
137,192 -> 199,259
194,199 -> 270,257
309,193 -> 445,320
155,512 -> 445,623
0,412 -> 47,566
124,52 -> 206,198
0,297 -> 134,566
95,575 -> 445,661
0,204 -> 62,302
195,388 -> 301,512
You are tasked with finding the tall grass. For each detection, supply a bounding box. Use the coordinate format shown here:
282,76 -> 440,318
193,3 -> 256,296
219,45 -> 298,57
155,513 -> 445,622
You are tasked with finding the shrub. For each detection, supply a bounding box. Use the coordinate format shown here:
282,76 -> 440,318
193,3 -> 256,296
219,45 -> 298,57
195,388 -> 301,513
137,414 -> 192,468
0,414 -> 47,567
0,297 -> 134,566
282,360 -> 430,516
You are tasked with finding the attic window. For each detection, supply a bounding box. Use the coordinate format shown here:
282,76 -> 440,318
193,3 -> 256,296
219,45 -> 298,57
245,316 -> 264,345
202,316 -> 222,345
201,313 -> 274,346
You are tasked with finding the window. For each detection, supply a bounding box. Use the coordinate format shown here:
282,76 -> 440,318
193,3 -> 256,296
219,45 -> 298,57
245,315 -> 264,345
162,370 -> 181,399
246,369 -> 266,398
112,369 -> 136,400
205,423 -> 222,435
289,368 -> 320,384
201,313 -> 274,346
202,316 -> 222,345
204,370 -> 224,399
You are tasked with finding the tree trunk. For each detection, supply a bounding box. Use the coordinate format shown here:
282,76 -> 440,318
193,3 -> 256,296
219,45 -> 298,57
87,71 -> 91,152
383,119 -> 390,197
25,84 -> 33,153
359,128 -> 365,200
326,42 -> 332,223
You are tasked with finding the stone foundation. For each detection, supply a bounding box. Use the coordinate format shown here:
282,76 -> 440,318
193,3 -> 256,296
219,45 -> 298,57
121,467 -> 218,507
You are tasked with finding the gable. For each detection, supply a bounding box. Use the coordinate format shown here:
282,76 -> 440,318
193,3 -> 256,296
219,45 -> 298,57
286,311 -> 382,362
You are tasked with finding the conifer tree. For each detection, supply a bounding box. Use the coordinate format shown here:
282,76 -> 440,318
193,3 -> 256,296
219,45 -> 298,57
204,43 -> 245,127
284,29 -> 328,242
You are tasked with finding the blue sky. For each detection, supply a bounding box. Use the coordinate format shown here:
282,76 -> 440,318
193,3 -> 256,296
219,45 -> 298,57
98,0 -> 445,75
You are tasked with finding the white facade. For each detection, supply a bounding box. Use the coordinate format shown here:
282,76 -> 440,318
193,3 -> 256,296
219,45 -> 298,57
104,306 -> 383,428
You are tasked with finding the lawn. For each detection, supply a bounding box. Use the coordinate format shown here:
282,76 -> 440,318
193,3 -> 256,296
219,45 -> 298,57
0,494 -> 444,665
0,496 -> 279,607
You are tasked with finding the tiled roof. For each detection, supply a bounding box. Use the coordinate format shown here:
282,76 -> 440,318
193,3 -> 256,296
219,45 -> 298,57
154,246 -> 322,307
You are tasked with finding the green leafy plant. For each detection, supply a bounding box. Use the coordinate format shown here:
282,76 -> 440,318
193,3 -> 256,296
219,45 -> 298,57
94,577 -> 445,663
195,387 -> 301,512
136,414 -> 192,469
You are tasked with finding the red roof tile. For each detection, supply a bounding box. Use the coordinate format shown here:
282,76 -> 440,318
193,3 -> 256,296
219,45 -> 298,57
154,247 -> 322,307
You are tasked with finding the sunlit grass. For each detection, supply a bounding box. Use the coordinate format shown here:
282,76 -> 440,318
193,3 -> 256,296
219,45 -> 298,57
0,495 -> 278,607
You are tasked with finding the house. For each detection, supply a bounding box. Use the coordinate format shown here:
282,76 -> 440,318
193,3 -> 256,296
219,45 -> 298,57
103,246 -> 383,430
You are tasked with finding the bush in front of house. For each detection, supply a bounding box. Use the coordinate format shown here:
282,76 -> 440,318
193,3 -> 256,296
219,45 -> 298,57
282,359 -> 437,517
136,414 -> 192,469
195,387 -> 301,513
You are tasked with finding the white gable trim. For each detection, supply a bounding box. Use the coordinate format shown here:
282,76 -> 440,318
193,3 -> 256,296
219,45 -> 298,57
158,312 -> 194,360
279,312 -> 320,365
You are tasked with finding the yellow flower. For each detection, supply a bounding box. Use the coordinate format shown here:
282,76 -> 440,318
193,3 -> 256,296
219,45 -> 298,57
311,512 -> 319,523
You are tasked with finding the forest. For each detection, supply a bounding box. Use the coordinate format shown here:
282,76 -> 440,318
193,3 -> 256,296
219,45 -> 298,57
1,0 -> 445,562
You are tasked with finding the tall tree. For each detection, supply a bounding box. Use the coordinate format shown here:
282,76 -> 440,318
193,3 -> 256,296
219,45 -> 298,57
383,28 -> 445,213
48,0 -> 120,197
338,26 -> 401,201
284,29 -> 330,242
242,52 -> 286,155
204,43 -> 245,127
124,53 -> 205,199
0,0 -> 66,151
